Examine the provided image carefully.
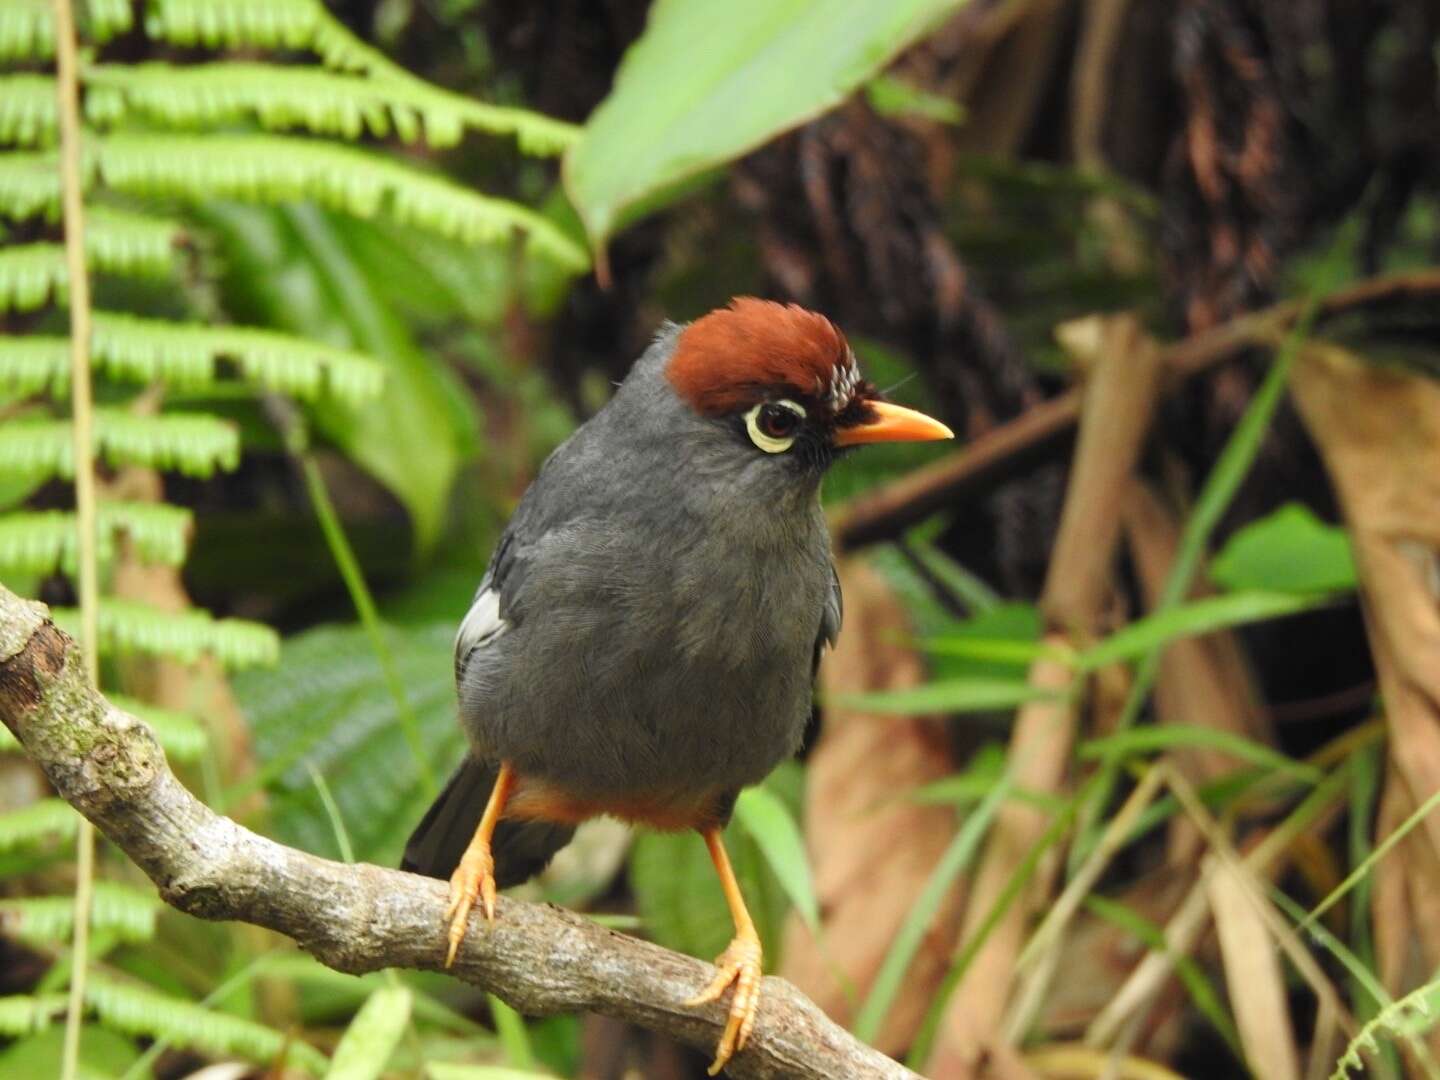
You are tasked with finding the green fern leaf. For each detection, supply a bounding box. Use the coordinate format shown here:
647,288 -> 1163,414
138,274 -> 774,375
2,137 -> 588,270
0,149 -> 70,222
0,408 -> 239,481
0,74 -> 56,146
1332,975 -> 1440,1078
0,0 -> 132,60
83,63 -> 581,153
0,994 -> 69,1036
0,501 -> 191,576
0,244 -> 65,313
136,3 -> 578,154
107,694 -> 210,762
0,313 -> 384,403
86,975 -> 330,1074
0,881 -> 159,945
234,620 -> 463,865
0,1 -> 54,62
49,598 -> 279,669
0,209 -> 182,312
0,799 -> 81,852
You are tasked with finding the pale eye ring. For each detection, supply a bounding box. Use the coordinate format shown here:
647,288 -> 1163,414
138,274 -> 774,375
744,399 -> 806,453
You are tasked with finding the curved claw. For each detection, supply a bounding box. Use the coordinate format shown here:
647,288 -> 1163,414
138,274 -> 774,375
444,847 -> 497,967
684,935 -> 763,1075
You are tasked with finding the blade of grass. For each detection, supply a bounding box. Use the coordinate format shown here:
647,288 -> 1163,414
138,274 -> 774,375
488,995 -> 536,1071
1075,590 -> 1336,672
734,785 -> 819,934
908,774 -> 1098,1069
1084,894 -> 1245,1063
852,771 -> 1013,1043
1080,726 -> 1323,783
300,451 -> 437,795
1300,784 -> 1440,936
835,677 -> 1062,715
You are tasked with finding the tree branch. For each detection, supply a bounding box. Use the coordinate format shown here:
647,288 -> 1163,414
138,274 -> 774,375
0,586 -> 916,1080
830,267 -> 1440,551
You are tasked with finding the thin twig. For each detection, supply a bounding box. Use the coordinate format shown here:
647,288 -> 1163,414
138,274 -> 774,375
831,268 -> 1440,550
52,1 -> 99,1077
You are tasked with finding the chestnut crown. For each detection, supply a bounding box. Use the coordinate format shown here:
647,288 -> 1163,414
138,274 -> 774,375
666,297 -> 875,426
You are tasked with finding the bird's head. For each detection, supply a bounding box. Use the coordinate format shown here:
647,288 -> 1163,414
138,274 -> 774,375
665,298 -> 953,475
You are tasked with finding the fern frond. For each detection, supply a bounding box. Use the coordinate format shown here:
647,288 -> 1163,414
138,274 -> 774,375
0,0 -> 132,60
0,799 -> 81,851
4,137 -> 588,269
84,63 -> 580,152
0,1 -> 54,62
0,313 -> 383,403
0,501 -> 191,577
86,205 -> 187,272
0,994 -> 69,1036
0,409 -> 240,481
0,211 -> 182,311
108,693 -> 210,762
0,244 -> 65,313
51,598 -> 279,669
138,2 -> 579,154
86,975 -> 330,1074
94,312 -> 387,402
0,149 -> 71,221
0,74 -> 56,146
0,881 -> 159,945
1332,974 -> 1440,1078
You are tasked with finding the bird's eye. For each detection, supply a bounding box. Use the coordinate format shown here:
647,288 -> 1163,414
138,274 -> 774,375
744,399 -> 805,453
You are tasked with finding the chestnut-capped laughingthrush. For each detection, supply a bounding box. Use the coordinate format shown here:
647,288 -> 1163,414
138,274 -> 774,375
402,298 -> 952,1073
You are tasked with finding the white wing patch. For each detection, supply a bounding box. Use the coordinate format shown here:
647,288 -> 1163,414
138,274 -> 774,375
455,587 -> 507,666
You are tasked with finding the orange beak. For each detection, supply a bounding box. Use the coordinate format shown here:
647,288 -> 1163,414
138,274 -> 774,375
833,400 -> 954,447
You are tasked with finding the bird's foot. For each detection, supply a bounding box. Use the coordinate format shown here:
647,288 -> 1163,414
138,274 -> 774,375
684,932 -> 763,1075
443,845 -> 496,967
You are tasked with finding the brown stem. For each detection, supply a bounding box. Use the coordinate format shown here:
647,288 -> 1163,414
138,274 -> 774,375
831,267 -> 1440,551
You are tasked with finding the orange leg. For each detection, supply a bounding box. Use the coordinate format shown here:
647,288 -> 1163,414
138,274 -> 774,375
443,762 -> 516,967
684,826 -> 764,1074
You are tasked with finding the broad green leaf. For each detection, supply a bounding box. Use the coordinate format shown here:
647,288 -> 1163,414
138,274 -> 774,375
564,0 -> 971,250
836,677 -> 1058,716
325,986 -> 411,1080
733,785 -> 819,933
1079,725 -> 1323,783
426,1066 -> 555,1080
204,202 -> 481,553
0,1025 -> 141,1080
1209,503 -> 1358,595
1076,589 -> 1334,671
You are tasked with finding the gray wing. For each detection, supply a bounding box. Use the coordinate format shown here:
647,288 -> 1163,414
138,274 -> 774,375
812,559 -> 842,678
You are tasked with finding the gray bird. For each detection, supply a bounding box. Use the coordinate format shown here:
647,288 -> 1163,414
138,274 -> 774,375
402,297 -> 951,1072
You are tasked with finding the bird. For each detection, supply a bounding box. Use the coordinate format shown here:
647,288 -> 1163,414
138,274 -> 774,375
402,297 -> 952,1073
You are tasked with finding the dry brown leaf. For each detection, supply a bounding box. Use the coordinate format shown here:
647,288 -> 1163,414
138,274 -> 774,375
1206,860 -> 1301,1080
1291,345 -> 1440,860
778,558 -> 962,1055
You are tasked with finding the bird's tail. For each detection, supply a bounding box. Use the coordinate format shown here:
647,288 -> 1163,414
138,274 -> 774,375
401,756 -> 575,888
